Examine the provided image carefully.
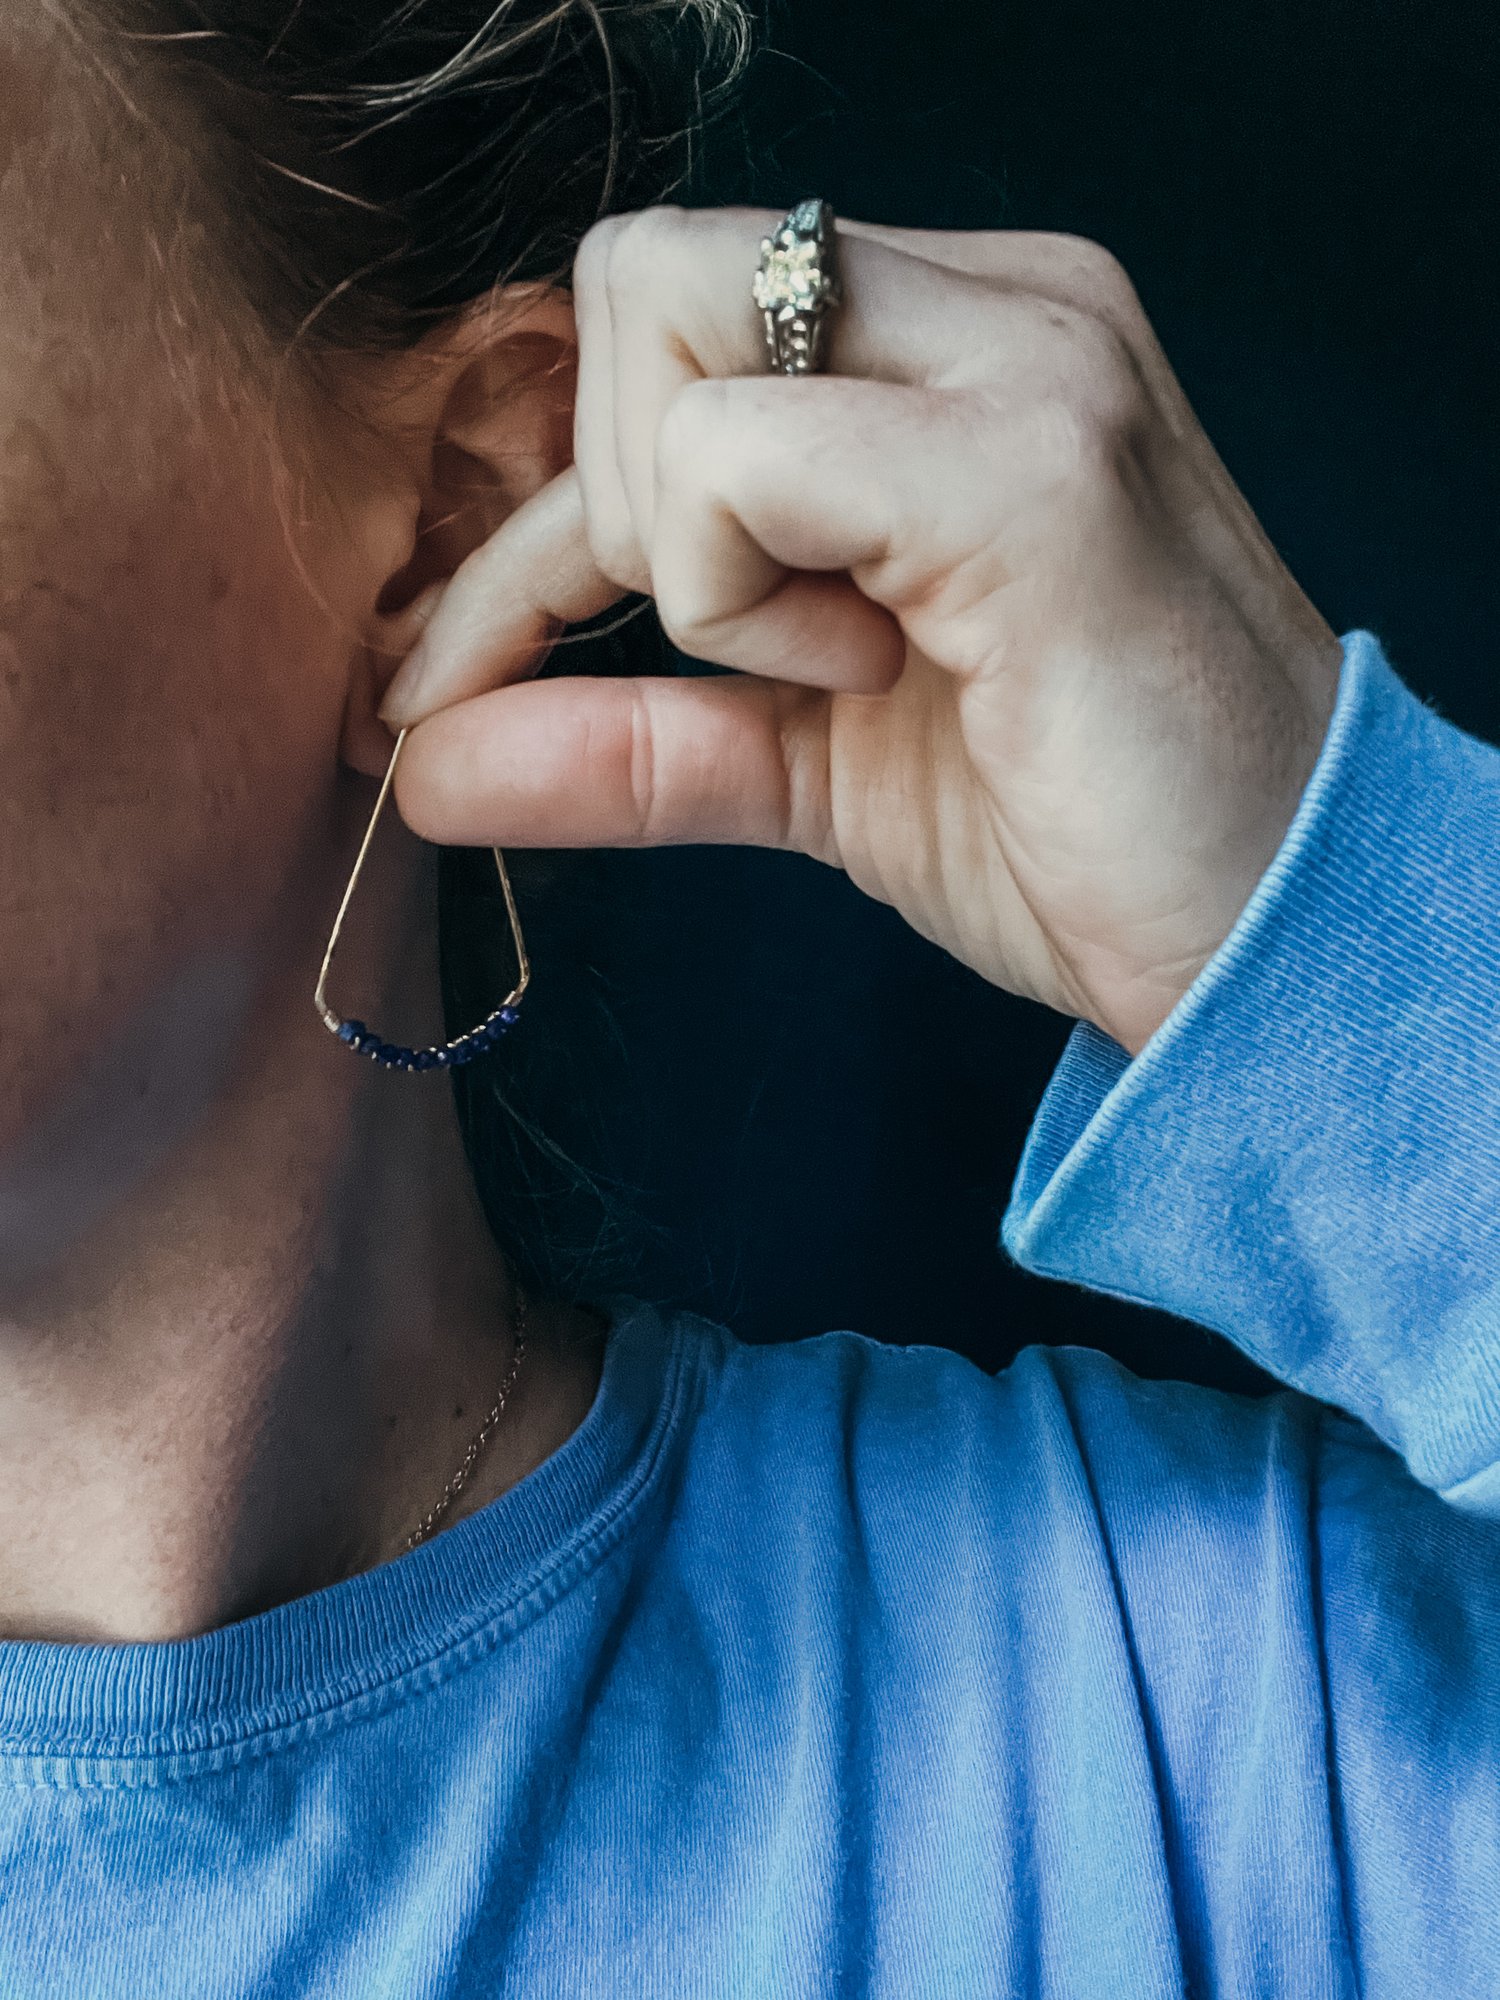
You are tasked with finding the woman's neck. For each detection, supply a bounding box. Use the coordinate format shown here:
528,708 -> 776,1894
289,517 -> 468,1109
0,834 -> 604,1646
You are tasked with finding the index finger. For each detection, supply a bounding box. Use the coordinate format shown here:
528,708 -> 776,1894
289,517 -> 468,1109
379,466 -> 622,729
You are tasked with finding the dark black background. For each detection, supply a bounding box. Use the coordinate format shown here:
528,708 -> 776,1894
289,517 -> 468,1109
533,0 -> 1500,1388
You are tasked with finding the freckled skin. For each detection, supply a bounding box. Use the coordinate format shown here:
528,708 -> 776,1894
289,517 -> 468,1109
0,19 -> 582,1248
0,30 -> 352,1207
0,19 -> 602,1642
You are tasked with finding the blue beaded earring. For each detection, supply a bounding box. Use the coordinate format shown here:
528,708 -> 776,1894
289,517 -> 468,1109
314,728 -> 529,1072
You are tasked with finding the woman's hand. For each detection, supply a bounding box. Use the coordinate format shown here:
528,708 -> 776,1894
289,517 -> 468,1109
381,208 -> 1342,1055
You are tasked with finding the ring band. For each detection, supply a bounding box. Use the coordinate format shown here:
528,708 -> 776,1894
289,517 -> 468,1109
753,198 -> 842,376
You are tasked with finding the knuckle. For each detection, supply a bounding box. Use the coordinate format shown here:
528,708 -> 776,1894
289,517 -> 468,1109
1035,305 -> 1145,461
1033,367 -> 1143,487
597,535 -> 651,596
651,596 -> 698,656
579,495 -> 646,593
603,203 -> 688,301
573,213 -> 627,295
1070,314 -> 1139,410
1041,232 -> 1143,323
652,582 -> 718,662
1029,395 -> 1103,484
650,567 -> 717,656
653,582 -> 732,662
651,382 -> 738,649
653,376 -> 730,486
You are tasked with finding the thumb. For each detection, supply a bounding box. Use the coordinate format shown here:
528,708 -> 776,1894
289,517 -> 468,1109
392,668 -> 834,855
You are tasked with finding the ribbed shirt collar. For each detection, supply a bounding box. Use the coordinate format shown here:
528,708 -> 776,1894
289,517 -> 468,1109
0,1295 -> 694,1763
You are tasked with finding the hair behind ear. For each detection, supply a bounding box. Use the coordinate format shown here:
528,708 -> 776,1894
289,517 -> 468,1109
70,0 -> 752,362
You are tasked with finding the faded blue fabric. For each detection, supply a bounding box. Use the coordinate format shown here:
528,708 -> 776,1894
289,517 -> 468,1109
1,630 -> 1497,1997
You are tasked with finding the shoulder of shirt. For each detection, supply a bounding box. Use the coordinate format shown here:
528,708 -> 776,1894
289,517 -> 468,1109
657,1306 -> 1390,1524
644,1312 -> 1442,1647
647,1314 -> 1314,1621
660,1308 -> 1157,1496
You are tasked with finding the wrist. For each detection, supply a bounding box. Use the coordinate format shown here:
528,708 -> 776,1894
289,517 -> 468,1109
1087,643 -> 1343,1058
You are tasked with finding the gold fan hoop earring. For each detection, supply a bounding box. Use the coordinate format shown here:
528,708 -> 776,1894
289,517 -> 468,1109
314,729 -> 530,1072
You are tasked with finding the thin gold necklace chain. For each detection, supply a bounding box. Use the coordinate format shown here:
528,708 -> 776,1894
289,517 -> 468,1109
402,1290 -> 529,1553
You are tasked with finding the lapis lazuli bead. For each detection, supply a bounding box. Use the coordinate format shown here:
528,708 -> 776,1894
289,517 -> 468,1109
331,1019 -> 525,1068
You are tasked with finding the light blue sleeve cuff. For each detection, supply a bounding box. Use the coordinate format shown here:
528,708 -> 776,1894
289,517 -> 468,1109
1001,631 -> 1500,1512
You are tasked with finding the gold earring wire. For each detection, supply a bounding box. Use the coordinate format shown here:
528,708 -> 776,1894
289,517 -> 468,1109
314,728 -> 530,1073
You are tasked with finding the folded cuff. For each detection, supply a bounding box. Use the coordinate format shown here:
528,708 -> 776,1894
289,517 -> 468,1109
1002,631 -> 1500,1508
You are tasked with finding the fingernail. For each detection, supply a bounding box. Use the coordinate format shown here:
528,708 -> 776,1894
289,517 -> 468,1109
379,637 -> 433,727
379,585 -> 448,725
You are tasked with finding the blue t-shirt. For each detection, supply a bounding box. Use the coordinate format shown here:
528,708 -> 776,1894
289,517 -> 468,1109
2,631 -> 1498,1997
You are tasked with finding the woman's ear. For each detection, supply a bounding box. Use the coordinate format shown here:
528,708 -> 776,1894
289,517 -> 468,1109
341,283 -> 578,777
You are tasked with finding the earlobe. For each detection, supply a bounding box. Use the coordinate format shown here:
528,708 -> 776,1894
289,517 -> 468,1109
343,283 -> 578,776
